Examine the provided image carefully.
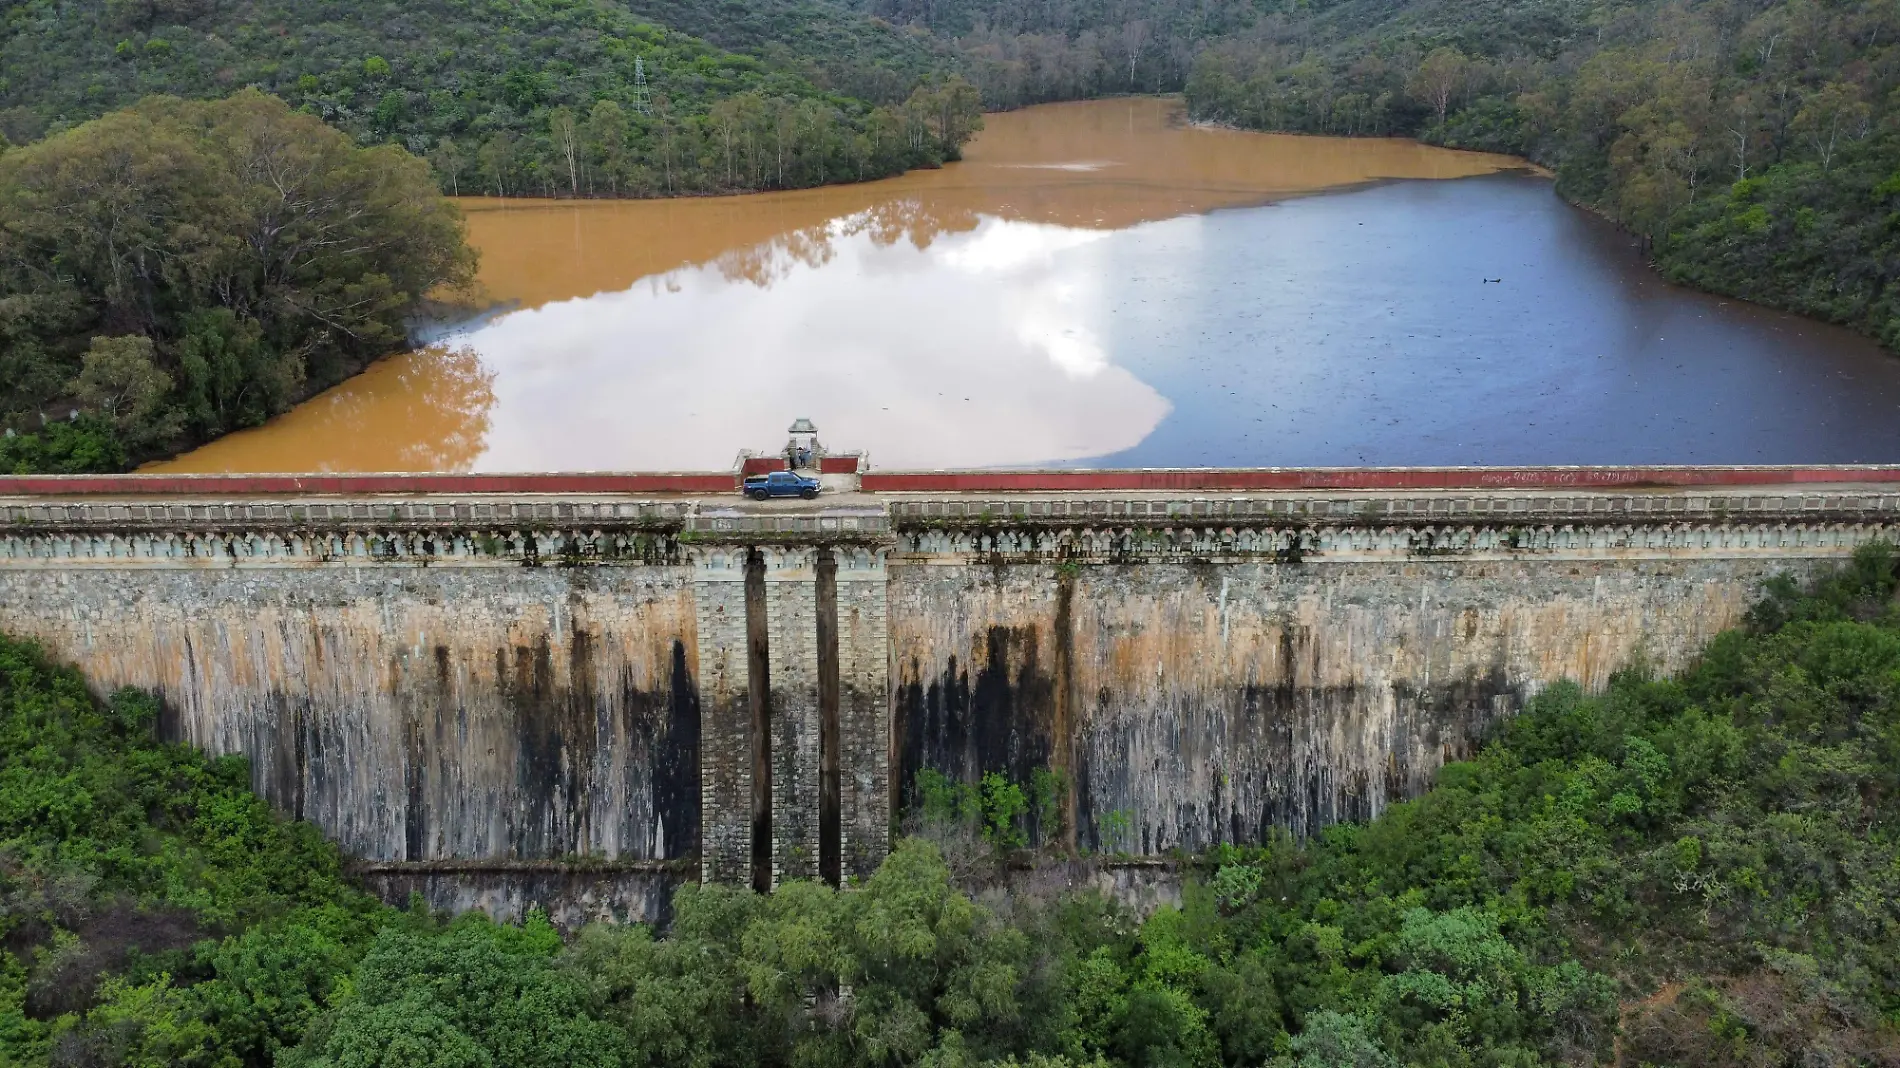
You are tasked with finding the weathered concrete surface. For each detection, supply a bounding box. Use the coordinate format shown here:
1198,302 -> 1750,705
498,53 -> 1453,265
0,563 -> 702,866
891,556 -> 1820,852
3,479 -> 1897,921
352,863 -> 690,928
766,547 -> 822,885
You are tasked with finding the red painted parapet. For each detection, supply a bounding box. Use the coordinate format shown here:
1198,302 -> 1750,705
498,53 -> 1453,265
0,472 -> 740,497
1,465 -> 1898,498
737,454 -> 857,476
859,466 -> 1900,493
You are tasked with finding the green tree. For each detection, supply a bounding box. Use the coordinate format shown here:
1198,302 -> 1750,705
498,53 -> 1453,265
174,308 -> 298,435
428,137 -> 469,196
1410,48 -> 1468,130
0,89 -> 474,468
1284,1011 -> 1394,1068
549,105 -> 581,196
478,131 -> 519,196
587,100 -> 629,196
0,418 -> 126,474
1794,82 -> 1871,171
69,335 -> 173,443
288,914 -> 625,1068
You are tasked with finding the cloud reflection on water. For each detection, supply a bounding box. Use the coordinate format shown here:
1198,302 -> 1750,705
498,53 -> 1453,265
466,214 -> 1168,471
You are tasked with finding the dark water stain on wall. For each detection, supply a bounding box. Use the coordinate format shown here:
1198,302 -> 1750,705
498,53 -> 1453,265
649,640 -> 700,860
1386,668 -> 1514,787
143,568 -> 708,867
746,549 -> 773,893
502,632 -> 598,857
492,627 -> 701,861
901,640 -> 1514,852
1051,568 -> 1077,849
1073,667 -> 1518,853
897,625 -> 1060,840
891,563 -> 1528,856
816,548 -> 843,887
183,686 -> 313,830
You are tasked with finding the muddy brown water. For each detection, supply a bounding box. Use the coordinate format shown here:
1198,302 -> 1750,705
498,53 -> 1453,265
153,97 -> 1900,473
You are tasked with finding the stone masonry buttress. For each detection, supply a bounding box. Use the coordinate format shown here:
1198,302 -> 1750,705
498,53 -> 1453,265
691,547 -> 752,885
764,546 -> 822,886
834,546 -> 891,881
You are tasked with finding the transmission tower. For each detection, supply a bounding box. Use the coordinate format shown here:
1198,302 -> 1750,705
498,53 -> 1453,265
631,56 -> 652,115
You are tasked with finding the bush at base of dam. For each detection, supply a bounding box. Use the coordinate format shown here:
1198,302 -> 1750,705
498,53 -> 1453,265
3,548 -> 1898,1068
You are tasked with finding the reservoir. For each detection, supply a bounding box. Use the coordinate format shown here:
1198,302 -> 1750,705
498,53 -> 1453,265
153,97 -> 1900,473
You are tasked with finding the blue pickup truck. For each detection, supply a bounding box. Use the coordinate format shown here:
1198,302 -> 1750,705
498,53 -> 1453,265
742,470 -> 820,501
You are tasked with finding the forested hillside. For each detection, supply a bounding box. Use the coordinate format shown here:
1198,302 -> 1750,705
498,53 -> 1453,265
619,0 -> 951,104
852,0 -> 1266,106
9,0 -> 1893,368
0,0 -> 984,199
0,0 -> 985,470
6,0 -> 1900,464
4,551 -> 1897,1066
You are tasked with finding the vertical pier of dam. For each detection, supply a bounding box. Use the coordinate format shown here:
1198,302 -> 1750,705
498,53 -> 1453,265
692,546 -> 753,886
692,542 -> 891,888
745,550 -> 774,893
817,549 -> 843,887
764,546 -> 822,885
835,546 -> 892,881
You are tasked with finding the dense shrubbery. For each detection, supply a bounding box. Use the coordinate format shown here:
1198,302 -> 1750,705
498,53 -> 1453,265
0,90 -> 474,468
0,631 -> 387,1065
0,419 -> 124,476
4,547 -> 1898,1066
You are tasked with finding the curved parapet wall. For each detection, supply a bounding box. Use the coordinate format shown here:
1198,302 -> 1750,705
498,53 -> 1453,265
1,467 -> 1896,921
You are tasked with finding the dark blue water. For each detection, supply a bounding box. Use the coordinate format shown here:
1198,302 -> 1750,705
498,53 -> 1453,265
1092,173 -> 1900,467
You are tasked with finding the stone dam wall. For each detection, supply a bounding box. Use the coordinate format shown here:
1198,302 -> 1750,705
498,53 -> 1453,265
2,469 -> 1896,923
